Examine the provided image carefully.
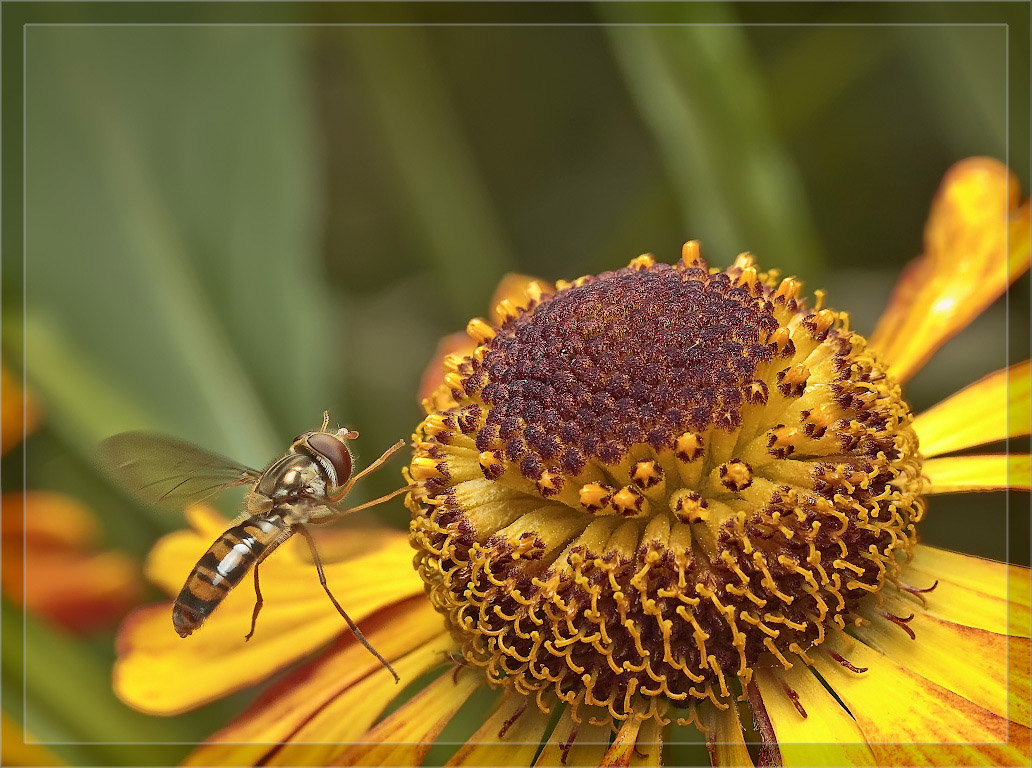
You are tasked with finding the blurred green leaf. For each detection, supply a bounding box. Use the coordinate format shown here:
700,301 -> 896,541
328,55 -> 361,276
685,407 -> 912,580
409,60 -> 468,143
343,26 -> 515,322
23,26 -> 330,465
903,26 -> 1008,161
2,601 -> 198,765
600,8 -> 823,279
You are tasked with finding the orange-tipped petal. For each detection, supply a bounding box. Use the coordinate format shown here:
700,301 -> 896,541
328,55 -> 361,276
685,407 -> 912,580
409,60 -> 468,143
1,366 -> 41,456
182,599 -> 448,767
114,523 -> 423,714
914,361 -> 1031,457
444,690 -> 553,767
856,597 -> 1025,725
533,707 -> 611,767
870,158 -> 1030,383
332,666 -> 482,766
814,631 -> 1028,763
755,665 -> 875,767
923,454 -> 1031,493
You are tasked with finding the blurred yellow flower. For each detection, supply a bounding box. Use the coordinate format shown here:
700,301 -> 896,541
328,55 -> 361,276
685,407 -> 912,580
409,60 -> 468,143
114,158 -> 1030,766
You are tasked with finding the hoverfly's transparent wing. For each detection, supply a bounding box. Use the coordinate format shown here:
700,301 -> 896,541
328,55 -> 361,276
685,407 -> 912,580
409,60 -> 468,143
100,432 -> 261,511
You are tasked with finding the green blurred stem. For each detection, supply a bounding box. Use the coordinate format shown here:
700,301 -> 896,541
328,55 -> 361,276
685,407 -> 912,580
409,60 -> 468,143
600,11 -> 823,278
344,27 -> 515,321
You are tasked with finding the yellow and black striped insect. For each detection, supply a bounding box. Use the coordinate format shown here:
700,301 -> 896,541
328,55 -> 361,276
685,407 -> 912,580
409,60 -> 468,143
101,413 -> 407,681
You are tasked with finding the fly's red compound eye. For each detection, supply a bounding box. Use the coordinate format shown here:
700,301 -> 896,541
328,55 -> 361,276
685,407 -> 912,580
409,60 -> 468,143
305,432 -> 353,485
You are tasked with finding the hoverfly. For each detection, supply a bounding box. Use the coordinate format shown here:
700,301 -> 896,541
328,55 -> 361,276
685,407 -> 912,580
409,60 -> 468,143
101,412 -> 408,681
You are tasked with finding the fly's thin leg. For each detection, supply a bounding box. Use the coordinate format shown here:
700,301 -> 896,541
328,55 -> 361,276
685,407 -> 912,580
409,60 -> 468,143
297,525 -> 400,683
244,562 -> 263,642
336,485 -> 413,516
242,530 -> 289,642
328,440 -> 406,503
320,410 -> 330,431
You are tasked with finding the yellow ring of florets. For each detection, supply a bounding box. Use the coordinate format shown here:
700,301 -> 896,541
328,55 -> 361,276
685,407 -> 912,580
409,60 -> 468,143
407,245 -> 924,724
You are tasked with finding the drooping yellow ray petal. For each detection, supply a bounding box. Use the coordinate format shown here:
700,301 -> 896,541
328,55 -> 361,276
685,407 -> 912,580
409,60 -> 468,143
699,702 -> 754,768
444,690 -> 553,767
914,361 -> 1031,457
115,527 -> 423,714
600,717 -> 643,767
814,631 -> 1030,765
754,665 -> 875,767
870,158 -> 1030,383
182,599 -> 448,767
923,454 -> 1031,493
855,598 -> 1025,724
533,706 -> 612,766
264,635 -> 457,767
905,546 -> 1030,639
331,667 -> 482,766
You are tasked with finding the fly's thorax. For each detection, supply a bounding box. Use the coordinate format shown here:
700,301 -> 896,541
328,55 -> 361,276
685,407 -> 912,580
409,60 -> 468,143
256,453 -> 330,502
408,251 -> 925,725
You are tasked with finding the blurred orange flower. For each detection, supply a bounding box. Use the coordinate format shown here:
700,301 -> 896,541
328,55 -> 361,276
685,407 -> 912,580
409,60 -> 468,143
0,368 -> 140,633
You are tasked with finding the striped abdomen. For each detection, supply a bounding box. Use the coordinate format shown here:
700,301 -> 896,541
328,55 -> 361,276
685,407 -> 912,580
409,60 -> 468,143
173,515 -> 290,637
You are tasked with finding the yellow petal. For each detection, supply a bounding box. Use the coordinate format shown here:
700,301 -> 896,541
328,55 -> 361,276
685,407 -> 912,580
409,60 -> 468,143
870,158 -> 1030,382
445,691 -> 553,767
183,599 -> 448,767
533,706 -> 612,766
332,667 -> 482,766
913,361 -> 1031,457
115,530 -> 423,714
699,702 -> 754,768
754,665 -> 875,767
923,454 -> 1030,492
814,632 -> 1026,758
905,546 -> 1030,638
262,634 -> 457,767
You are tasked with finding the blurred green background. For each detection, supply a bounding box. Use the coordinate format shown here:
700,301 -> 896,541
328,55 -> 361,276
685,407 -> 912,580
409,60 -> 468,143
2,2 -> 1029,765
